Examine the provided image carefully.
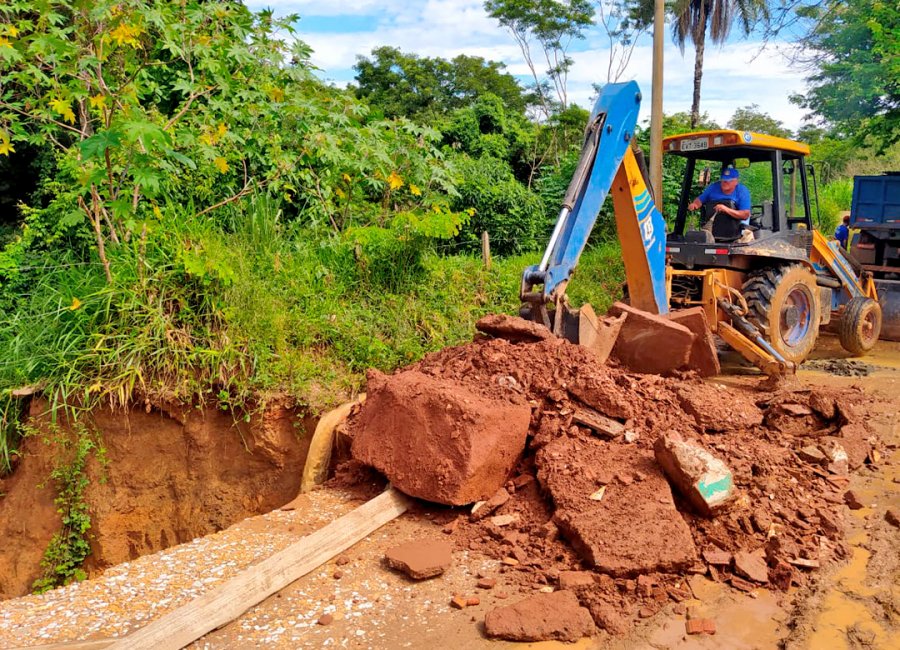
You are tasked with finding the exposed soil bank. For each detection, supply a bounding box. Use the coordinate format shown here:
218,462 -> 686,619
0,398 -> 313,599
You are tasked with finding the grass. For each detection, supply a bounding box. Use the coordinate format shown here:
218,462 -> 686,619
0,195 -> 625,472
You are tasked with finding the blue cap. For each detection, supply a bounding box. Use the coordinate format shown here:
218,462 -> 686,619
721,167 -> 740,181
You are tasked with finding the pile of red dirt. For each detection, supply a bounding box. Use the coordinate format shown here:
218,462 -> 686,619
340,326 -> 883,638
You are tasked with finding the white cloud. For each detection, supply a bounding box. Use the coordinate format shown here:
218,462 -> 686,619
247,1 -> 811,132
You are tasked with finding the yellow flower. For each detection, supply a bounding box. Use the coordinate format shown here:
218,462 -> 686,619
269,87 -> 284,102
335,187 -> 346,199
89,94 -> 106,110
0,37 -> 11,49
109,23 -> 143,48
387,170 -> 403,191
4,25 -> 19,38
217,123 -> 227,138
50,97 -> 76,124
70,297 -> 82,311
213,157 -> 229,173
0,132 -> 13,156
409,183 -> 421,196
342,173 -> 352,183
152,205 -> 163,219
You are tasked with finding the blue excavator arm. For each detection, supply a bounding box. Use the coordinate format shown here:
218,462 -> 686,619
520,81 -> 669,318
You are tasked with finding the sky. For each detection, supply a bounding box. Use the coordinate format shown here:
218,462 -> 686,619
245,1 -> 810,131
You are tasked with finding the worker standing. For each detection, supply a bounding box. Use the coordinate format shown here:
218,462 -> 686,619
835,214 -> 851,249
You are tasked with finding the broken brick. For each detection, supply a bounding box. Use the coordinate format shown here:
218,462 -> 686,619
685,618 -> 717,635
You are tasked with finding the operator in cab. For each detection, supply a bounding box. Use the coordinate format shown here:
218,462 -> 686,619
688,166 -> 753,243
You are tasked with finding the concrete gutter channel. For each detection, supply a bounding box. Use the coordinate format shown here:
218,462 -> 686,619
2,319 -> 899,649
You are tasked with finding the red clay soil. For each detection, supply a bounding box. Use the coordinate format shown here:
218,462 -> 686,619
0,398 -> 312,599
340,331 -> 885,638
537,438 -> 698,576
484,590 -> 595,642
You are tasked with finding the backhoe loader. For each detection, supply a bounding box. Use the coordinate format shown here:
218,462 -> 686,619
520,82 -> 886,376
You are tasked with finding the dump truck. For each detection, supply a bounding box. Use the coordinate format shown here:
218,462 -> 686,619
848,172 -> 900,340
520,81 -> 885,375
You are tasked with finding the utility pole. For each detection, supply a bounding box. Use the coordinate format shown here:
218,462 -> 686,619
649,0 -> 664,203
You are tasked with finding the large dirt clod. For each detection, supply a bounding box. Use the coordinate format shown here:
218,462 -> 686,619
484,590 -> 595,642
607,302 -> 695,375
350,370 -> 531,506
667,307 -> 721,377
537,437 -> 698,576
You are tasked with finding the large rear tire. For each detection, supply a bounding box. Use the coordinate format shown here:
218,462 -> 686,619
837,297 -> 882,355
742,264 -> 821,365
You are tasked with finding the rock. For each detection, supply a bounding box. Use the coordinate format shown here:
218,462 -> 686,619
843,490 -> 865,510
770,561 -> 794,591
808,390 -> 837,419
332,570 -> 343,580
384,540 -> 453,580
587,601 -> 628,636
575,307 -> 627,364
797,446 -> 828,465
607,302 -> 695,375
538,438 -> 697,576
317,613 -> 333,626
653,432 -> 736,518
470,487 -> 511,521
467,596 -> 481,606
450,595 -> 468,609
666,307 -> 721,377
781,403 -> 813,416
885,509 -> 899,528
477,578 -> 497,589
490,514 -> 520,527
558,571 -> 595,589
351,370 -> 532,505
702,548 -> 732,566
686,618 -> 717,635
733,549 -> 769,584
484,591 -> 595,642
475,314 -> 553,342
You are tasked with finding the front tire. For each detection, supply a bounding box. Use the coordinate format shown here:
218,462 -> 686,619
742,264 -> 821,365
837,297 -> 882,355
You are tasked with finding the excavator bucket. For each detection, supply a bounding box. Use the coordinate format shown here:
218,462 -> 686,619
557,303 -> 627,363
876,280 -> 900,341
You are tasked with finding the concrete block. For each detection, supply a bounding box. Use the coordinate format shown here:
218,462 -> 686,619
654,432 -> 735,518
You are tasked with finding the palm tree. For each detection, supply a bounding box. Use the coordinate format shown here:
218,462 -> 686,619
672,0 -> 768,128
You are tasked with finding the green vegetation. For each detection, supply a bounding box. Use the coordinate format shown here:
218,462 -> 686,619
31,423 -> 103,593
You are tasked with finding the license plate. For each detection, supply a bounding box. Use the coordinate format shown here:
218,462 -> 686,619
680,137 -> 709,152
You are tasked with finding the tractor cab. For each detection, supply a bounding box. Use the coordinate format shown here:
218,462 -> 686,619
663,130 -> 816,272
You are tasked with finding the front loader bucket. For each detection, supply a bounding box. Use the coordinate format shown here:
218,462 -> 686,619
876,279 -> 900,341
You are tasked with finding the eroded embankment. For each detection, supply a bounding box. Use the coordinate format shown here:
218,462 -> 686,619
0,398 -> 313,599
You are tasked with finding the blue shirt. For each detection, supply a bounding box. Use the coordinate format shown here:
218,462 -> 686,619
835,224 -> 849,248
698,182 -> 751,224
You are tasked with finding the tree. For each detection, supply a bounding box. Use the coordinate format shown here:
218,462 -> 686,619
671,0 -> 768,128
352,47 -> 526,121
728,104 -> 793,138
788,0 -> 899,152
484,0 -> 594,120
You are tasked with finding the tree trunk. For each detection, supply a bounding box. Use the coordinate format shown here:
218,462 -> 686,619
690,27 -> 706,129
